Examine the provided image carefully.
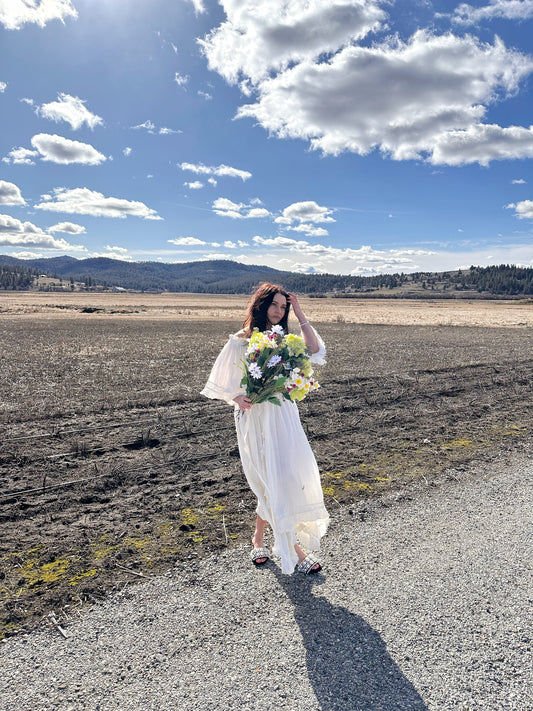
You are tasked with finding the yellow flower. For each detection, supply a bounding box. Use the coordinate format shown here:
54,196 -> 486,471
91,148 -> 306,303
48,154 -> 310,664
284,333 -> 306,356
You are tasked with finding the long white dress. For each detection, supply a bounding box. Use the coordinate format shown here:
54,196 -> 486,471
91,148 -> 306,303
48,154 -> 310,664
201,329 -> 330,573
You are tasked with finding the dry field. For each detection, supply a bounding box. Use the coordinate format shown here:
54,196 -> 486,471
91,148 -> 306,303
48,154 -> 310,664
2,290 -> 533,326
1,293 -> 532,638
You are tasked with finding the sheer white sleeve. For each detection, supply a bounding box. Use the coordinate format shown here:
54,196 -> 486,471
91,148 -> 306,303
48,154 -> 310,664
308,326 -> 327,365
200,335 -> 246,405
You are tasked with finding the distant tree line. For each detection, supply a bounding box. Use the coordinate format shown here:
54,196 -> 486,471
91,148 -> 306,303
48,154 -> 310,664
0,264 -> 39,290
1,257 -> 532,296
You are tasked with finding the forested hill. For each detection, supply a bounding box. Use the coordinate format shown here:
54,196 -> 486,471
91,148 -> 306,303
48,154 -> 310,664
0,255 -> 533,297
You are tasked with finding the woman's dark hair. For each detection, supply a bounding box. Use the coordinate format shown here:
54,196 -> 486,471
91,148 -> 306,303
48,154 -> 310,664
242,282 -> 290,336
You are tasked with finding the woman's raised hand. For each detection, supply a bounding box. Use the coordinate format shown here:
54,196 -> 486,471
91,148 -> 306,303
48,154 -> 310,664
286,291 -> 304,320
233,394 -> 252,410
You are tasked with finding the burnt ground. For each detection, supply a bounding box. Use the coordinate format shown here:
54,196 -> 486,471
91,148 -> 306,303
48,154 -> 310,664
1,319 -> 532,638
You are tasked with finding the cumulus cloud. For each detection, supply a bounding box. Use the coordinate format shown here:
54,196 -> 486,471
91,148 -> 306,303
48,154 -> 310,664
199,0 -> 386,86
452,0 -> 533,25
168,237 -> 207,246
37,93 -> 103,130
512,178 -> 526,184
12,251 -> 45,259
179,162 -> 252,181
35,188 -> 162,220
430,124 -> 533,166
174,73 -> 190,86
287,223 -> 329,237
2,147 -> 39,165
0,213 -> 85,250
276,200 -> 335,225
252,235 -> 437,273
0,180 -> 26,205
236,31 -> 533,164
198,90 -> 212,100
184,181 -> 204,189
159,127 -> 182,134
30,133 -> 107,165
213,197 -> 271,219
123,147 -> 132,157
201,2 -> 533,166
88,246 -> 132,260
0,82 -> 6,92
507,200 -> 533,219
0,0 -> 77,30
48,222 -> 86,234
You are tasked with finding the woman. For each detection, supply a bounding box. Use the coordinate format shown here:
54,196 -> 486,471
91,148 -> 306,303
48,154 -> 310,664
201,283 -> 329,574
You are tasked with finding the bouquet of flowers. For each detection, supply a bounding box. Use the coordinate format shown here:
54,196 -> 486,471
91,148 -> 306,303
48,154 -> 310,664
240,325 -> 320,406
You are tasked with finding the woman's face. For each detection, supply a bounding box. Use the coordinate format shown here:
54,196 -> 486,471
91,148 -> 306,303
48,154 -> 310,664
266,292 -> 287,326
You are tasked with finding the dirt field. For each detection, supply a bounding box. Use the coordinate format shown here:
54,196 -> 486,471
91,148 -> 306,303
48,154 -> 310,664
1,294 -> 532,638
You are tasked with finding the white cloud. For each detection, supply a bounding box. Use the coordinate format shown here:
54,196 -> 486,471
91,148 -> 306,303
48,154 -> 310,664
123,147 -> 132,156
159,127 -> 182,134
200,252 -> 234,260
12,251 -> 45,259
512,178 -> 526,184
430,124 -> 533,166
179,162 -> 252,181
37,93 -> 103,130
0,213 -> 85,250
507,200 -> 533,219
35,188 -> 162,220
276,200 -> 335,225
184,181 -> 204,189
252,235 -> 437,274
187,0 -> 206,15
213,197 -> 271,219
175,73 -> 190,86
0,82 -> 6,92
289,263 -> 326,274
207,177 -> 218,186
48,221 -> 86,234
199,0 -> 385,86
0,0 -> 77,30
30,133 -> 107,165
235,31 -> 533,165
168,237 -> 207,246
224,240 -> 237,248
132,120 -> 156,133
2,147 -> 39,165
452,0 -> 533,25
88,246 -> 132,261
198,90 -> 212,100
287,223 -> 329,237
203,3 -> 533,166
0,180 -> 26,205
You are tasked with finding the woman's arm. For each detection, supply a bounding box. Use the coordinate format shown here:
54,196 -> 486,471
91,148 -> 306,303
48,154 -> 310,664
287,292 -> 319,353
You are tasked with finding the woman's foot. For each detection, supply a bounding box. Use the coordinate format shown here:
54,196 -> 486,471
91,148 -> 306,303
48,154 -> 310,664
295,543 -> 321,573
251,539 -> 270,566
252,516 -> 269,565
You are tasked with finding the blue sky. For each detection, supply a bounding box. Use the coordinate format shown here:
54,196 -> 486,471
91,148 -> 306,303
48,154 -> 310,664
1,0 -> 533,276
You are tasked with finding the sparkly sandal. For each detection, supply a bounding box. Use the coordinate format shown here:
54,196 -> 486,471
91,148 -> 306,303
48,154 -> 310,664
251,547 -> 270,567
297,554 -> 322,575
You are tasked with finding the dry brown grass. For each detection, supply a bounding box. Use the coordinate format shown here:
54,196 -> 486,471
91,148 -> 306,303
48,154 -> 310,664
1,291 -> 533,327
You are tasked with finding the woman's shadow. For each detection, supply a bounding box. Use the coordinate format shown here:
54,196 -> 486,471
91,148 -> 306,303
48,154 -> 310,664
273,570 -> 428,711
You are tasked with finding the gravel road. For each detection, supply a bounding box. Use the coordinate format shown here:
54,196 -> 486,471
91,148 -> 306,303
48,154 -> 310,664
1,449 -> 532,711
